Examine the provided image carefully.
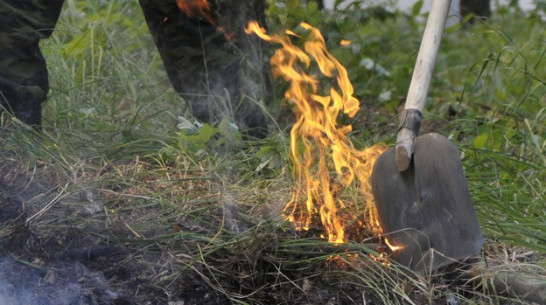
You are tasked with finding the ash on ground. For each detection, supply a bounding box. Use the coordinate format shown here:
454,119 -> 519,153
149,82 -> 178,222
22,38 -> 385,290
0,256 -> 118,305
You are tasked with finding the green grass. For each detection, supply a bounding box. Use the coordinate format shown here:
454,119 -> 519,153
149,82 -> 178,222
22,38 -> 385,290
1,0 -> 544,304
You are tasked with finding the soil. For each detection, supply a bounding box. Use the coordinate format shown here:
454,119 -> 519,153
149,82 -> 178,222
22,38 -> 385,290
0,155 -> 230,305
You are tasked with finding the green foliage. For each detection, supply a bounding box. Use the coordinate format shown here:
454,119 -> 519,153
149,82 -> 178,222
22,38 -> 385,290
437,11 -> 546,251
41,0 -> 181,156
161,118 -> 243,158
254,134 -> 288,175
267,0 -> 324,30
267,0 -> 418,114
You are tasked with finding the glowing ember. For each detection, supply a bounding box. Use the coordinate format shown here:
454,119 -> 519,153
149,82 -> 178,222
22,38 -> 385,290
340,39 -> 351,46
246,22 -> 388,245
385,238 -> 402,252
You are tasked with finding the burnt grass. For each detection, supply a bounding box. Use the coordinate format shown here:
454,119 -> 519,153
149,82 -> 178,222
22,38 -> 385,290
0,149 -> 458,305
0,189 -> 377,304
2,150 -> 536,305
0,157 -> 217,305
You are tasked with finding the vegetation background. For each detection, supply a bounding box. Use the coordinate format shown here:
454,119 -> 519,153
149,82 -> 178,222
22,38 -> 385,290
1,0 -> 544,304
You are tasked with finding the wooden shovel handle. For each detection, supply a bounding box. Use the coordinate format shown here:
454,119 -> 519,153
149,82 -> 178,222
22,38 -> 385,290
395,0 -> 451,172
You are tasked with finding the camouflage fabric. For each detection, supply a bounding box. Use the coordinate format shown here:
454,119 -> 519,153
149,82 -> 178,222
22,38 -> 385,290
0,0 -> 271,136
0,0 -> 64,126
139,0 -> 271,137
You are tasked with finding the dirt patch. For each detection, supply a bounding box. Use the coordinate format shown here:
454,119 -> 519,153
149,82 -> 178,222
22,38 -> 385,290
0,155 -> 228,304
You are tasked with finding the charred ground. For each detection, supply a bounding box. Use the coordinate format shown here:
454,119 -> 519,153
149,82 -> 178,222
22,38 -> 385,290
1,119 -> 543,305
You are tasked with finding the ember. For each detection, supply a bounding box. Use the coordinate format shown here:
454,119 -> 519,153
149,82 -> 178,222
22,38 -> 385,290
245,22 -> 391,246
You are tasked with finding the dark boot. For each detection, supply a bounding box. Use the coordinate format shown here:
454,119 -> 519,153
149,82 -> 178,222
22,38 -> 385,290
13,107 -> 42,127
0,0 -> 64,129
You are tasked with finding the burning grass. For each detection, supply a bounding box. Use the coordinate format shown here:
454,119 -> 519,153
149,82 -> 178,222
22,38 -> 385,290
245,21 -> 388,246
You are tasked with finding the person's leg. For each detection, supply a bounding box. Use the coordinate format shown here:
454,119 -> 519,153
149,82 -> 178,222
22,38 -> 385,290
0,0 -> 64,126
138,0 -> 271,137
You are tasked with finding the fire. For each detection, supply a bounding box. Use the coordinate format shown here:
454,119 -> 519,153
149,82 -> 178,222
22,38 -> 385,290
246,22 -> 388,244
176,0 -> 216,25
176,0 -> 236,42
385,238 -> 401,252
340,39 -> 351,46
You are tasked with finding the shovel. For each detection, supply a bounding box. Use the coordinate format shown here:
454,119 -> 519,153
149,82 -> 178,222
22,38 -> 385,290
370,0 -> 483,272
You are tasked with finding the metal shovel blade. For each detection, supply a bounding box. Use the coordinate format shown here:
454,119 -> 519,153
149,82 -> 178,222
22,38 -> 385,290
371,133 -> 483,272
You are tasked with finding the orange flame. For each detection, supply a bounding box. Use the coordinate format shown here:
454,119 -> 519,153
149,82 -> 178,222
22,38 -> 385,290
246,21 -> 389,245
176,0 -> 216,25
385,238 -> 402,252
176,0 -> 237,42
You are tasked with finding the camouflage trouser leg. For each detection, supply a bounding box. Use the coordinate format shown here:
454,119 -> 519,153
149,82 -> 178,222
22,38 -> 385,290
0,0 -> 64,126
138,0 -> 271,137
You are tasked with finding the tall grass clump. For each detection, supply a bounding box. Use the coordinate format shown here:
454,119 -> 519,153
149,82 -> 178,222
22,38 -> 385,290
446,11 -> 545,252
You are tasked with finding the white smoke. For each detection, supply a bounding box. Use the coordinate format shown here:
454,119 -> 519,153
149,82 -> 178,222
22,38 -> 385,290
0,256 -> 118,305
